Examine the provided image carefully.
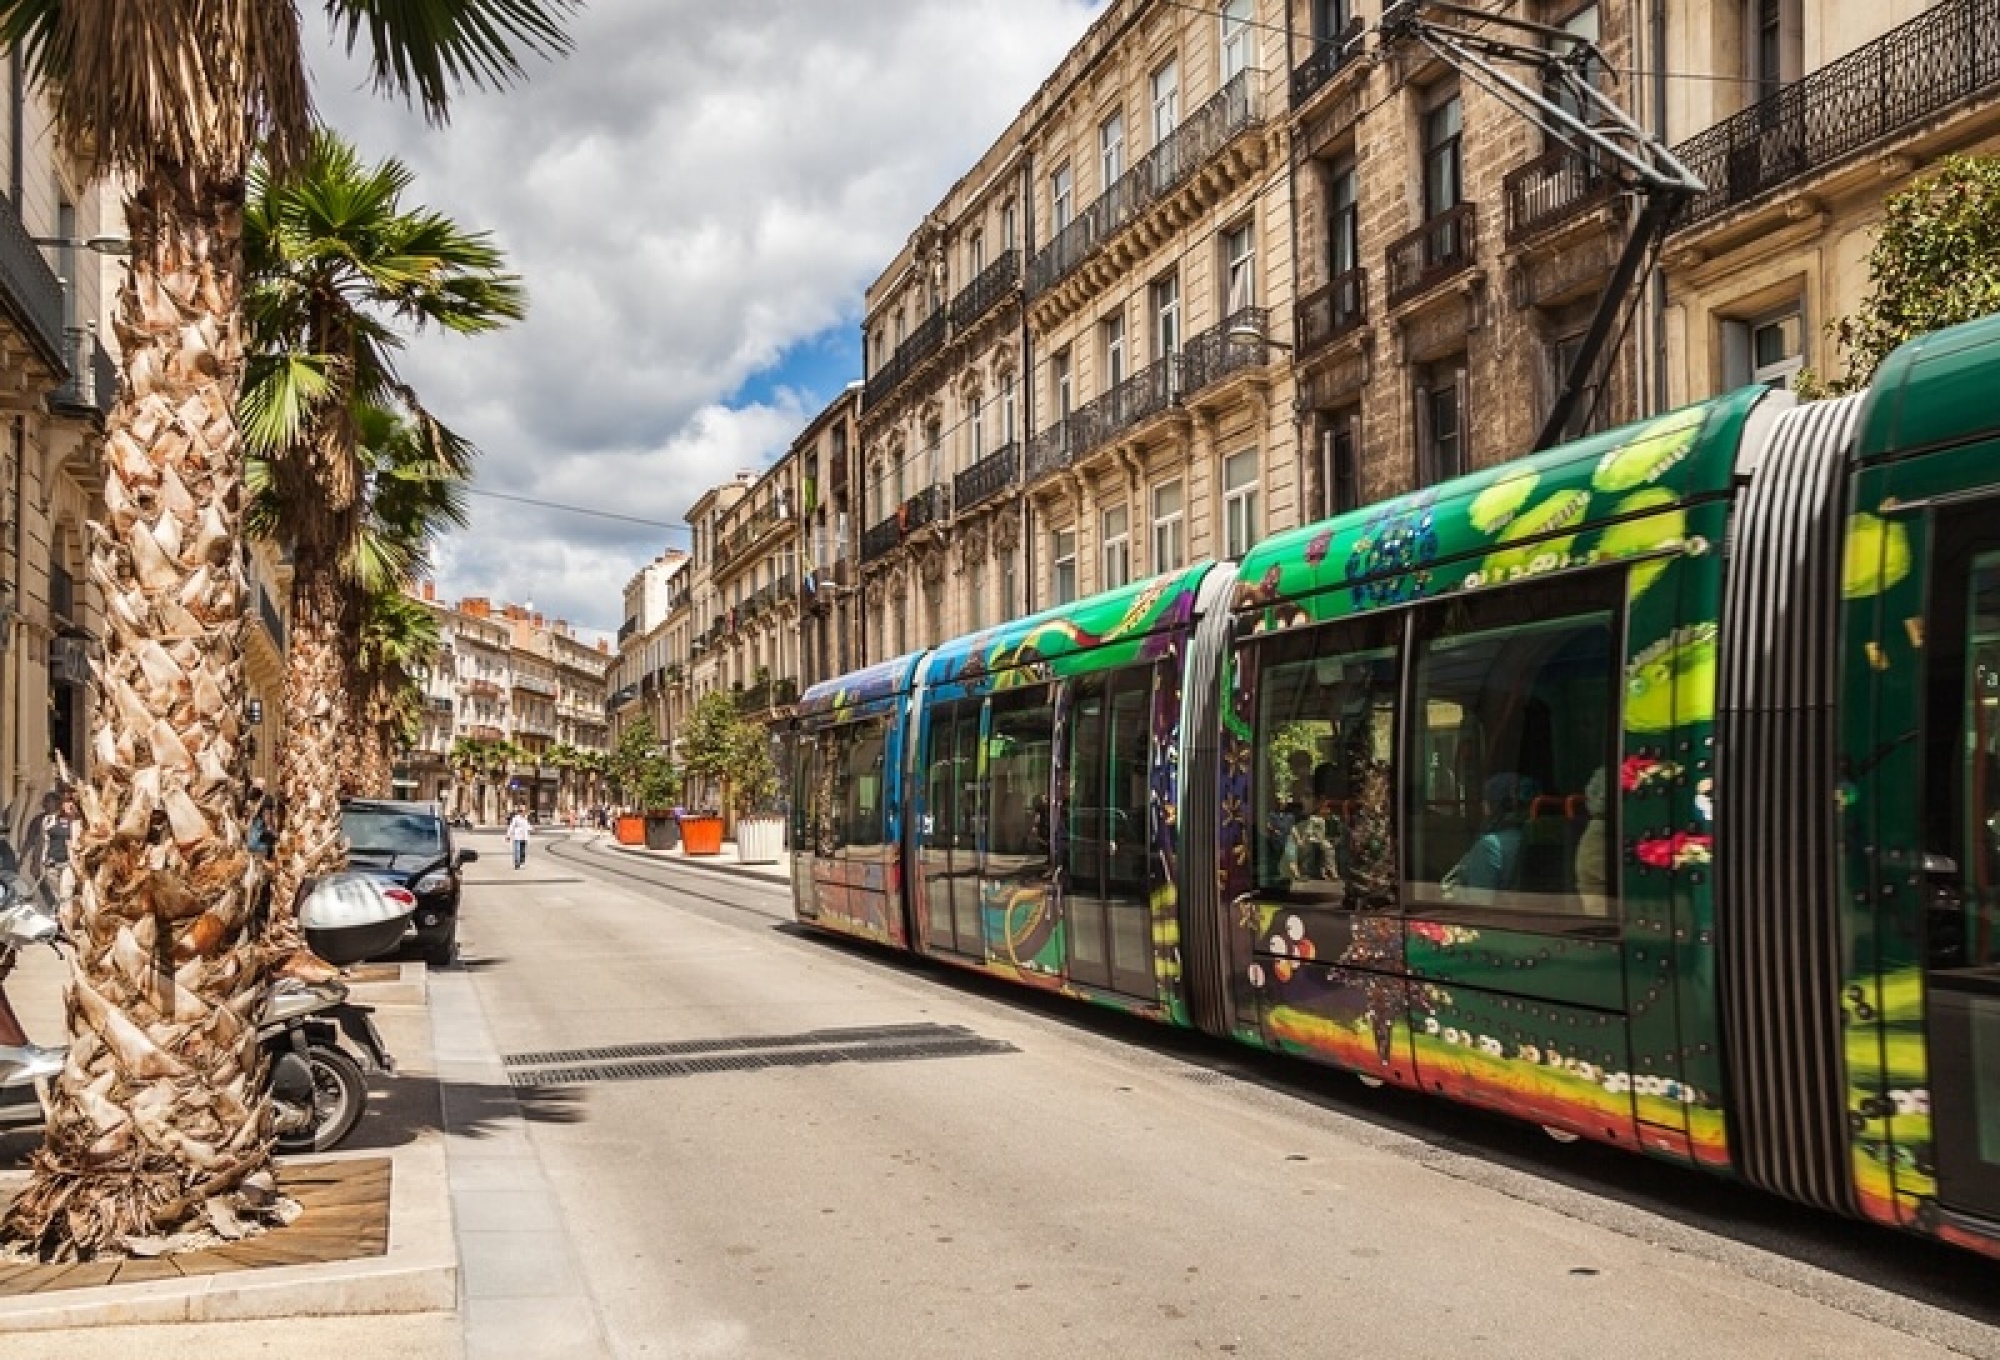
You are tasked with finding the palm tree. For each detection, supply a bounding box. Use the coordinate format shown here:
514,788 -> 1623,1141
0,0 -> 575,1262
240,132 -> 516,949
354,586 -> 443,798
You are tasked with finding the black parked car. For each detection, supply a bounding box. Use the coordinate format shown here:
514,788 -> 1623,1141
339,799 -> 478,964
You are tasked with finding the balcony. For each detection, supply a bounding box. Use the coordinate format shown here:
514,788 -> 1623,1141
1296,269 -> 1367,359
948,249 -> 1020,331
902,483 -> 948,534
1386,203 -> 1478,308
1504,147 -> 1616,244
862,308 -> 947,410
735,680 -> 770,714
49,327 -> 116,421
0,206 -> 66,375
464,678 -> 501,700
1290,17 -> 1367,109
1673,0 -> 2000,234
1180,307 -> 1272,397
861,515 -> 901,563
1026,354 -> 1181,484
954,441 -> 1019,515
513,672 -> 557,696
1029,69 -> 1262,299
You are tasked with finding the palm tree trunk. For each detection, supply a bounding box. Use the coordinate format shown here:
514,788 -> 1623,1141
4,175 -> 275,1261
266,542 -> 350,945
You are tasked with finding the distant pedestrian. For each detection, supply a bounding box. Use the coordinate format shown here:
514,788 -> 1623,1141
507,809 -> 533,869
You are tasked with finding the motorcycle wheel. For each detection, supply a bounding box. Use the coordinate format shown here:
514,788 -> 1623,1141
275,1043 -> 369,1153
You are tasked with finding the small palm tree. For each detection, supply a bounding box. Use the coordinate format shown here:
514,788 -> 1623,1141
241,132 -> 517,949
0,0 -> 576,1263
354,587 -> 442,797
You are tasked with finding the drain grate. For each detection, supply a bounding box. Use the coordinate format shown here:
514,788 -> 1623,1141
504,1024 -> 1016,1088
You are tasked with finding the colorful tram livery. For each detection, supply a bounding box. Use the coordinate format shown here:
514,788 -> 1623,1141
791,313 -> 2000,1256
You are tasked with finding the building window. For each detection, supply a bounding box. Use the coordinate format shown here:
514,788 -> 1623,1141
1223,449 -> 1259,560
1102,311 -> 1126,388
1054,348 -> 1074,420
1001,371 -> 1017,443
1052,162 -> 1074,234
1547,330 -> 1608,441
1423,92 -> 1463,221
1152,272 -> 1181,361
967,393 -> 984,464
1152,479 -> 1185,573
1417,361 -> 1466,484
1151,59 -> 1180,143
1053,528 -> 1078,605
1102,504 -> 1131,589
1002,548 -> 1017,616
968,231 -> 985,276
1722,306 -> 1805,390
1314,0 -> 1352,43
925,421 -> 942,486
1750,0 -> 1802,99
1099,109 -> 1125,189
1002,201 -> 1017,250
894,308 -> 907,346
1328,159 -> 1359,277
1321,408 -> 1360,518
1222,220 -> 1255,313
968,559 -> 985,633
1221,0 -> 1254,81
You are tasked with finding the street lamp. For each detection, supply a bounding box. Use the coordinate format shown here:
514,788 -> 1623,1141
1227,321 -> 1293,353
31,235 -> 131,256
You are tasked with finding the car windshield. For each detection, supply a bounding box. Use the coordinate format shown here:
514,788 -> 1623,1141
342,808 -> 443,857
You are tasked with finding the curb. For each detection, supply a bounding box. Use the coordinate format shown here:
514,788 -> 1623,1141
599,835 -> 790,887
0,965 -> 456,1332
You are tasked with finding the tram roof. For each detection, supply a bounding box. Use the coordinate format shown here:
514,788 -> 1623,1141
796,650 -> 925,722
1232,385 -> 1768,624
920,562 -> 1218,690
1856,310 -> 2000,462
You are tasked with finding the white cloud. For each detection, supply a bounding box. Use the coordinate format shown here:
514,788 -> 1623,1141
305,0 -> 1104,638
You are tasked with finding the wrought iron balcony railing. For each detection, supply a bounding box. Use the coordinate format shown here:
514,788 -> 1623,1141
1181,306 -> 1270,395
954,441 -> 1019,515
1025,354 -> 1182,485
1673,0 -> 2000,232
1503,146 -> 1615,244
1029,69 -> 1262,298
901,483 -> 949,534
949,249 -> 1020,331
0,205 -> 65,373
1385,202 -> 1478,308
49,327 -> 116,419
862,308 -> 947,409
1296,268 -> 1367,358
1290,17 -> 1366,109
861,515 -> 902,563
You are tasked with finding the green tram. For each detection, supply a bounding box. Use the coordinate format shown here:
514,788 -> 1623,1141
791,312 -> 2000,1255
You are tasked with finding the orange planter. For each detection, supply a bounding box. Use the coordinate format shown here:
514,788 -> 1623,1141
679,814 -> 724,856
614,814 -> 646,846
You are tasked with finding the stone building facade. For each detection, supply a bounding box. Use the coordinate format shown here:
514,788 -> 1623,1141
794,387 -> 862,694
1660,0 -> 2000,403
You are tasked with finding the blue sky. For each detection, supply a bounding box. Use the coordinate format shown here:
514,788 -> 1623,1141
309,0 -> 1105,638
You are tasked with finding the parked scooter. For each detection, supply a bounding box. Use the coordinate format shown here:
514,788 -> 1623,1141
0,830 -> 408,1153
265,872 -> 411,1152
0,888 -> 66,1134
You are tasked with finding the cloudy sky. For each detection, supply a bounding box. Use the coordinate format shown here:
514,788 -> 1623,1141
304,1 -> 1106,642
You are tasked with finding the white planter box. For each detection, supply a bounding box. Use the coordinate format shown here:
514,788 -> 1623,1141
736,814 -> 785,864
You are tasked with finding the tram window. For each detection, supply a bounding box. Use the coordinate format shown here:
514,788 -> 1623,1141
987,686 -> 1055,865
1408,580 -> 1618,916
842,719 -> 889,857
1250,617 -> 1401,907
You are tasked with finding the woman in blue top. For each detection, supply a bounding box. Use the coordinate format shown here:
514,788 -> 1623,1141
1444,773 -> 1536,896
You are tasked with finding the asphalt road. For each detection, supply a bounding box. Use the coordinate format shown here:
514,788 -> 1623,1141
439,831 -> 2000,1360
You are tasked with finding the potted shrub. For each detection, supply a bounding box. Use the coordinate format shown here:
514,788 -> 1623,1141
728,718 -> 784,863
639,759 -> 682,850
678,692 -> 738,857
611,717 -> 680,848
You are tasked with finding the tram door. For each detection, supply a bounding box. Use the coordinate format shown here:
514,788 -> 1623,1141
1060,669 -> 1156,997
1921,524 -> 2000,1223
920,702 -> 984,957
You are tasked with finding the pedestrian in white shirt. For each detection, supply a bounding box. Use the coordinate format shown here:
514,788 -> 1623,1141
507,810 -> 533,870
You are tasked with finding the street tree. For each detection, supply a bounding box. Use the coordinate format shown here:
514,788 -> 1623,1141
240,132 -> 515,950
1802,153 -> 2000,396
0,0 -> 576,1260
